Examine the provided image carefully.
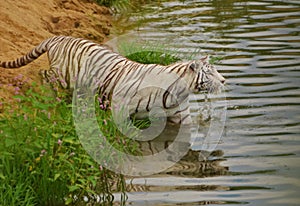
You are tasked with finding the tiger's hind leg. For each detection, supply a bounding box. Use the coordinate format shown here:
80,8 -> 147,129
38,69 -> 64,99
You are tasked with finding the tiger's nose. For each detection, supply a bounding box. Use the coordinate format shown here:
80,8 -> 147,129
220,76 -> 226,84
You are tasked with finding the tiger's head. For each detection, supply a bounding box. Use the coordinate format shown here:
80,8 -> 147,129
189,56 -> 225,93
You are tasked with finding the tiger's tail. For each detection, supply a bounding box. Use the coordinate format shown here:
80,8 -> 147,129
0,37 -> 54,68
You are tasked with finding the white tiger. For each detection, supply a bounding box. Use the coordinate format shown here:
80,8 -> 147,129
0,36 -> 225,124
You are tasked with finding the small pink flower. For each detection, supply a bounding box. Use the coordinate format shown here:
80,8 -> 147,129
14,87 -> 20,94
99,104 -> 105,110
40,149 -> 47,157
99,165 -> 103,171
24,114 -> 28,121
103,119 -> 107,125
50,77 -> 58,83
47,112 -> 51,119
56,97 -> 61,102
60,79 -> 67,85
16,74 -> 23,79
57,139 -> 62,146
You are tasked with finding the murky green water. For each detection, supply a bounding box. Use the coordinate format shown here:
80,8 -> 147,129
111,0 -> 300,205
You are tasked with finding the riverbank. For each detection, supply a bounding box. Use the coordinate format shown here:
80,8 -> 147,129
0,0 -> 112,103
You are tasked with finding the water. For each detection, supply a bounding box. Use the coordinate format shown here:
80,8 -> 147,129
111,0 -> 300,205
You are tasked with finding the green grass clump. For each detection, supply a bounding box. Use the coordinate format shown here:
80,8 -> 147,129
119,41 -> 183,65
118,39 -> 222,65
0,85 -> 132,205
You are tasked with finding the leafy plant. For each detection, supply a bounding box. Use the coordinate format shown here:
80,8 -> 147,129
0,85 -> 129,205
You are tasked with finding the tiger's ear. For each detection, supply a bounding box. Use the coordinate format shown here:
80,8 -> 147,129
200,55 -> 210,63
189,61 -> 197,72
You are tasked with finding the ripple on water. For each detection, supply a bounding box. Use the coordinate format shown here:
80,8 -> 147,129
113,0 -> 300,205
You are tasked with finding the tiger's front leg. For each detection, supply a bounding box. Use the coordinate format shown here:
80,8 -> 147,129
168,108 -> 193,125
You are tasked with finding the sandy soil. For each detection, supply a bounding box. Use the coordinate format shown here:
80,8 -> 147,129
0,0 -> 113,107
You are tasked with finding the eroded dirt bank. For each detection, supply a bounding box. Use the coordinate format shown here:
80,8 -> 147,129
0,0 -> 113,104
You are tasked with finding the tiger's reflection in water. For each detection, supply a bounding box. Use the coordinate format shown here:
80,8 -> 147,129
125,122 -> 229,193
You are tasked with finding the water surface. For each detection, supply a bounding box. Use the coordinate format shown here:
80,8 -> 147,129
112,0 -> 300,205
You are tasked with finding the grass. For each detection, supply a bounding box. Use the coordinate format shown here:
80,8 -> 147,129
0,85 -> 131,205
119,41 -> 184,65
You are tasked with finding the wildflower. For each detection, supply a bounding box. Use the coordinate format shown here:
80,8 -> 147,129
57,139 -> 63,146
99,165 -> 103,171
70,152 -> 75,156
103,119 -> 107,125
83,196 -> 89,202
14,87 -> 20,94
25,77 -> 30,83
24,114 -> 28,121
40,149 -> 47,157
48,112 -> 51,119
60,79 -> 67,86
56,97 -> 61,102
97,97 -> 102,104
50,76 -> 58,83
99,104 -> 105,110
16,74 -> 23,79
